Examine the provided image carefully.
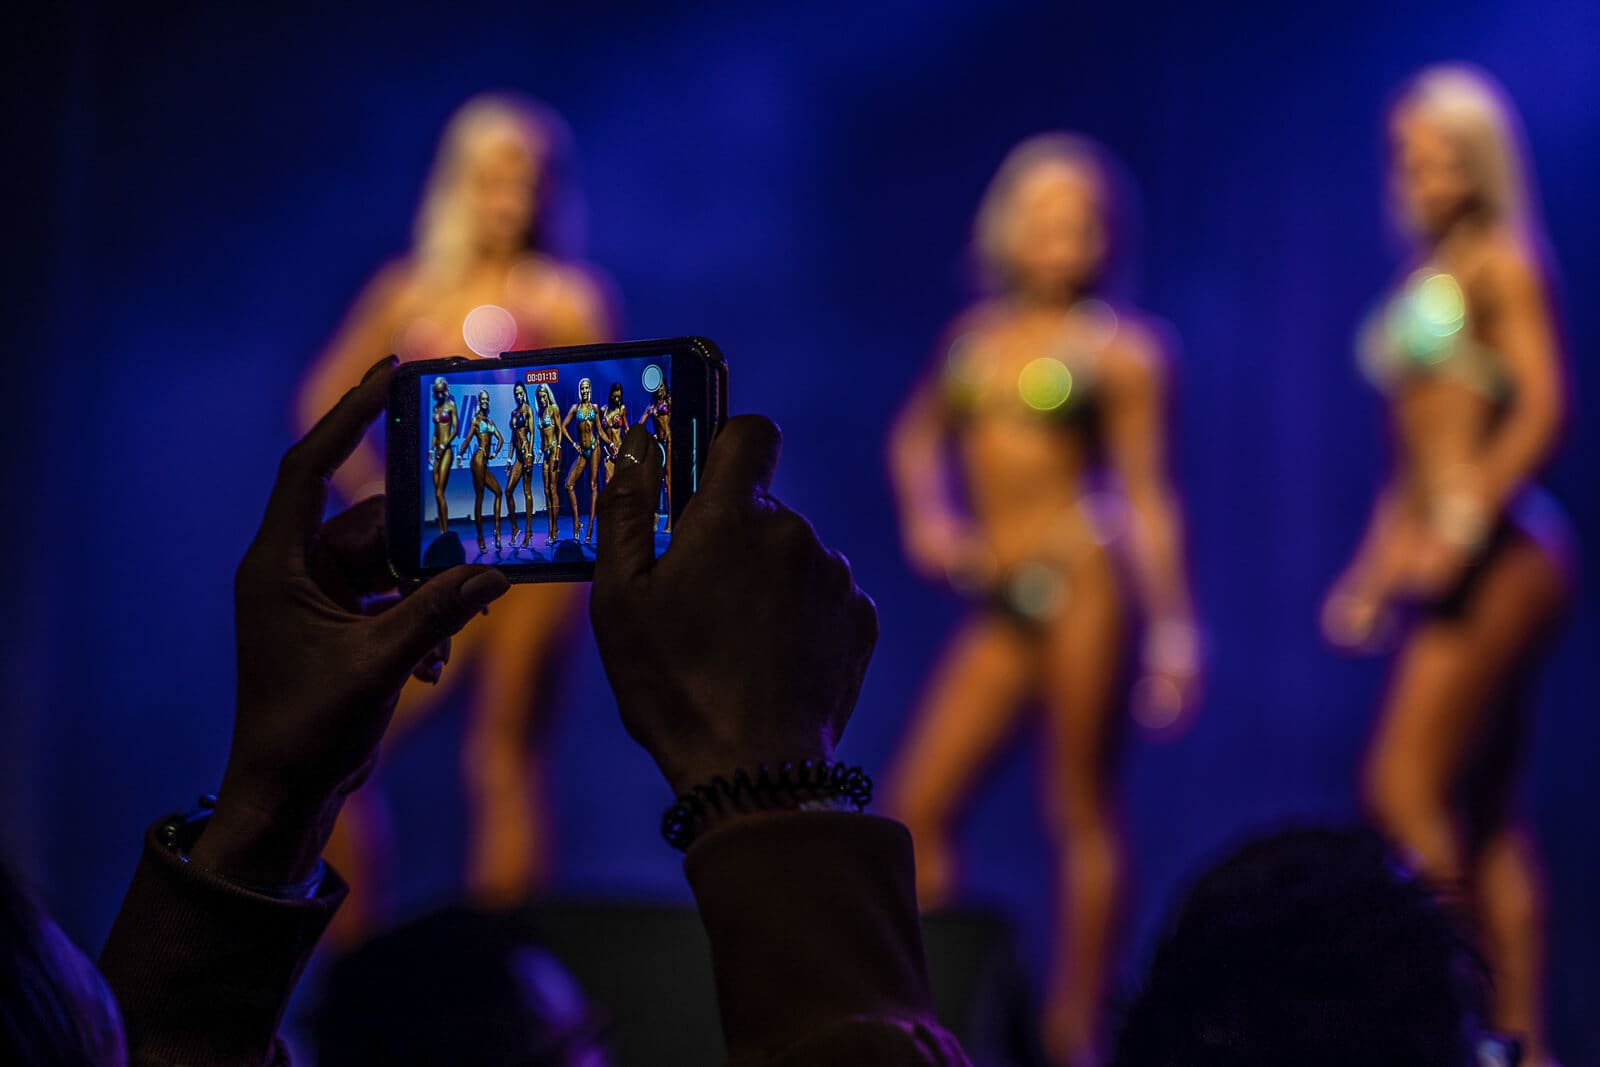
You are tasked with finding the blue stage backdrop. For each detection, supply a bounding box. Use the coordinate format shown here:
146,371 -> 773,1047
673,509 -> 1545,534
5,0 -> 1596,1054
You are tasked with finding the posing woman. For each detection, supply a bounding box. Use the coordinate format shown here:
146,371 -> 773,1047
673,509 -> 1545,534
535,383 -> 564,545
600,381 -> 629,484
562,377 -> 601,544
459,391 -> 505,553
640,383 -> 672,532
886,134 -> 1198,1066
503,383 -> 539,546
429,377 -> 459,535
294,93 -> 613,939
1322,65 -> 1573,1066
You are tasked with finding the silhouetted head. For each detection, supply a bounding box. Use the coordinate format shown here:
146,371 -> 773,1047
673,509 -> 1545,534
0,859 -> 127,1066
1109,827 -> 1492,1067
314,907 -> 608,1066
607,382 -> 623,409
1388,64 -> 1536,245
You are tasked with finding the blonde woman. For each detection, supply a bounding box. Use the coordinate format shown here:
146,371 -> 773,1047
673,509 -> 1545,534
1323,65 -> 1573,1065
886,134 -> 1198,1066
296,93 -> 613,940
535,383 -> 564,545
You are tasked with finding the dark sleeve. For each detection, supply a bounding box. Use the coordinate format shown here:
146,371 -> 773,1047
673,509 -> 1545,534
683,811 -> 970,1066
98,821 -> 347,1067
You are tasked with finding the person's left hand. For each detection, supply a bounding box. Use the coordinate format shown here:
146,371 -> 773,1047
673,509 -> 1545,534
191,356 -> 510,888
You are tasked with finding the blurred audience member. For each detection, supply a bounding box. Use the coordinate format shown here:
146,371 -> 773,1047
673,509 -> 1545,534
1,860 -> 127,1067
297,93 -> 616,937
888,132 -> 1199,1066
315,907 -> 608,1066
1108,827 -> 1509,1067
1321,64 -> 1574,1066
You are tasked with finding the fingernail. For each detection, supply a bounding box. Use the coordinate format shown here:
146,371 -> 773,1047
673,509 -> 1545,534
460,568 -> 511,608
362,354 -> 400,383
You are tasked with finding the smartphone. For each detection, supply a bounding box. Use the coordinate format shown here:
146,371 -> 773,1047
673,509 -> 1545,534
387,337 -> 726,583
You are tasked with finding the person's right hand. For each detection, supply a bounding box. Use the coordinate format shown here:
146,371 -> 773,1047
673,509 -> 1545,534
591,418 -> 879,796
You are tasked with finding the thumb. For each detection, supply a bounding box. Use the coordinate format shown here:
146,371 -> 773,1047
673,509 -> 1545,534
595,424 -> 663,593
372,564 -> 509,675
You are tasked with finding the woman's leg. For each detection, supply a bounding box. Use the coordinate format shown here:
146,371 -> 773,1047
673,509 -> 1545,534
1037,553 -> 1128,1067
565,458 -> 583,540
472,459 -> 487,552
522,460 -> 535,544
462,582 -> 581,905
586,457 -> 599,541
1363,537 -> 1568,884
884,613 -> 1035,909
1456,539 -> 1569,1065
505,462 -> 524,541
486,469 -> 503,547
545,460 -> 560,542
663,438 -> 673,532
434,452 -> 450,535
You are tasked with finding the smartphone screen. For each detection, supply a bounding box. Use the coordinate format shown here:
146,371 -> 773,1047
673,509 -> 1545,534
388,338 -> 724,584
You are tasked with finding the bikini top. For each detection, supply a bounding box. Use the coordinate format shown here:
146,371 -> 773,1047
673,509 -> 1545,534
434,404 -> 454,424
474,416 -> 495,437
1359,268 -> 1507,401
942,301 -> 1113,423
576,405 -> 597,423
605,407 -> 626,429
510,408 -> 529,432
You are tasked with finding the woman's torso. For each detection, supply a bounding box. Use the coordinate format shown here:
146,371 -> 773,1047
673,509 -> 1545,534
574,404 -> 598,447
942,300 -> 1121,573
539,406 -> 561,451
1360,240 -> 1524,512
432,401 -> 456,444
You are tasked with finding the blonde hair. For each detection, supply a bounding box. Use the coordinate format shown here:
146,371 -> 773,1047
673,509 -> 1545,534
974,133 -> 1123,295
1390,64 -> 1538,242
413,93 -> 579,279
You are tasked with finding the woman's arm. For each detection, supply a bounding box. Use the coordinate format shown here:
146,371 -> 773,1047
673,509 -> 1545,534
1471,246 -> 1567,510
1100,326 -> 1200,683
489,423 -> 503,460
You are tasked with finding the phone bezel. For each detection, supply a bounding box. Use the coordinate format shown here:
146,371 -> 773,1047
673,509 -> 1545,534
386,336 -> 726,584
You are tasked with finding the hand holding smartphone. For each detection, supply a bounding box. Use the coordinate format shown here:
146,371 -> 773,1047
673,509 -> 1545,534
386,337 -> 726,583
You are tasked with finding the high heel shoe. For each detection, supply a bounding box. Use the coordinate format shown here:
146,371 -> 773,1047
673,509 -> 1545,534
585,519 -> 594,544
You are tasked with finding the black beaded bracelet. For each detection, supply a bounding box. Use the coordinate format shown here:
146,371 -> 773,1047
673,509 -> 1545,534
660,761 -> 873,852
